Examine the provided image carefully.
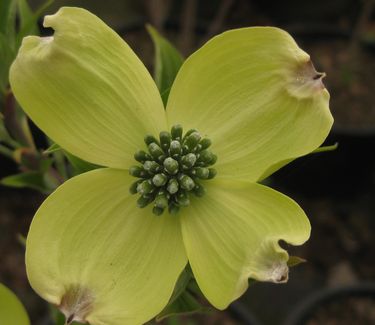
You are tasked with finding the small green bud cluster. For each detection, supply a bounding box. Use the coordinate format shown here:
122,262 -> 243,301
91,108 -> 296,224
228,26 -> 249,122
129,124 -> 217,215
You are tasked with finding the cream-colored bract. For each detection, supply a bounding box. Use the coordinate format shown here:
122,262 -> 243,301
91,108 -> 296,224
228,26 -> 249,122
166,27 -> 332,182
180,179 -> 310,309
0,283 -> 30,325
10,6 -> 333,325
10,7 -> 166,169
26,169 -> 187,325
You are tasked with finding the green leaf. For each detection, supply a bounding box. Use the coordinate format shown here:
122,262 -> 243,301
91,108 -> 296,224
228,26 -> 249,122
1,171 -> 51,192
63,150 -> 100,175
16,0 -> 55,46
0,114 -> 12,141
157,269 -> 210,322
312,142 -> 338,154
287,256 -> 306,267
0,0 -> 16,38
45,142 -> 99,176
0,283 -> 30,325
16,0 -> 38,39
44,142 -> 61,154
146,25 -> 184,106
156,291 -> 208,322
259,142 -> 338,181
168,268 -> 192,305
0,33 -> 16,94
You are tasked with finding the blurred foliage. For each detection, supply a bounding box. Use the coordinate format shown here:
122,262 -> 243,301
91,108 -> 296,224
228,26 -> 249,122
0,0 -> 58,193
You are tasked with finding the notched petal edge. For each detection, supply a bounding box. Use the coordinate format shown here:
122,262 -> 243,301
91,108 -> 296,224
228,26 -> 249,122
244,239 -> 298,285
59,285 -> 94,324
286,59 -> 328,99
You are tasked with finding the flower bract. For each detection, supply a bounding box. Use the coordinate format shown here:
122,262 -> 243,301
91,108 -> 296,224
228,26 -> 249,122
10,7 -> 333,325
0,283 -> 30,325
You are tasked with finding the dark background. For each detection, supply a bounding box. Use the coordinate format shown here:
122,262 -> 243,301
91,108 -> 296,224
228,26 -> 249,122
1,0 -> 375,324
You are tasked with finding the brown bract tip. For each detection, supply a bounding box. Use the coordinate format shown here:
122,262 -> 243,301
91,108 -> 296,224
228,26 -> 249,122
287,59 -> 327,99
59,285 -> 94,324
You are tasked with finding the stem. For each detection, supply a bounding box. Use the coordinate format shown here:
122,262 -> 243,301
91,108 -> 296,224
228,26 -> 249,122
4,88 -> 36,148
0,144 -> 14,158
47,138 -> 68,181
5,136 -> 22,149
179,0 -> 198,55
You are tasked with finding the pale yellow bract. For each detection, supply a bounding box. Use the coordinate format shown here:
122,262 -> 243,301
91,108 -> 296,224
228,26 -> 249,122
10,7 -> 333,325
0,283 -> 30,325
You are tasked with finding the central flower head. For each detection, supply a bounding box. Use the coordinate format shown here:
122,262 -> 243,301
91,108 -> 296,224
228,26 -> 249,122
129,124 -> 217,215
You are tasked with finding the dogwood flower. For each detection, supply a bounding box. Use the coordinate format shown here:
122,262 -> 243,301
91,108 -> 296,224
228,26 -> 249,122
10,7 -> 333,325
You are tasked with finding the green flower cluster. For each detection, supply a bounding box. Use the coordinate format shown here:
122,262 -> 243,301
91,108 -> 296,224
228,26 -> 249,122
130,125 -> 217,215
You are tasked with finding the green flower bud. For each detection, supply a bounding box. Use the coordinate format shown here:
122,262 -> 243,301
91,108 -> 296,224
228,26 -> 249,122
144,134 -> 159,146
167,178 -> 179,194
137,195 -> 152,208
184,132 -> 201,151
134,150 -> 150,163
194,182 -> 206,197
159,131 -> 171,151
143,160 -> 161,173
152,206 -> 164,216
152,173 -> 168,187
168,203 -> 180,215
198,149 -> 214,164
183,128 -> 198,140
171,124 -> 183,140
129,166 -> 146,177
181,153 -> 197,169
163,157 -> 179,175
129,180 -> 142,194
209,154 -> 218,165
148,143 -> 164,161
169,140 -> 182,157
176,191 -> 190,206
179,175 -> 195,191
155,192 -> 168,209
136,180 -> 154,195
208,168 -> 217,179
199,138 -> 212,150
195,167 -> 209,179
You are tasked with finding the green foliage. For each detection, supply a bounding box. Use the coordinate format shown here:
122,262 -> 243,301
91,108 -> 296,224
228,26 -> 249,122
1,171 -> 54,193
0,0 -> 63,195
287,256 -> 307,267
156,291 -> 208,322
147,25 -> 184,106
63,150 -> 100,175
157,269 -> 209,321
0,0 -> 44,96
